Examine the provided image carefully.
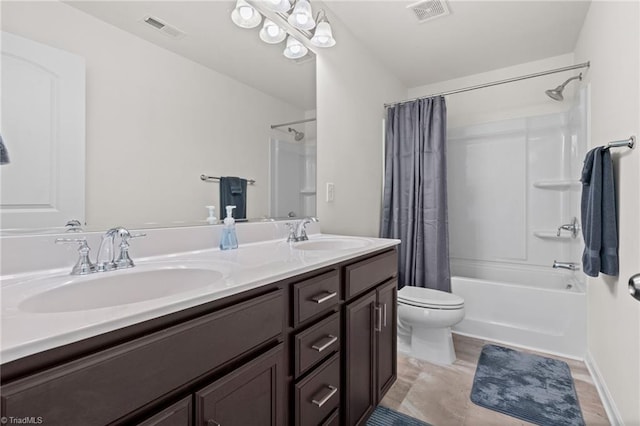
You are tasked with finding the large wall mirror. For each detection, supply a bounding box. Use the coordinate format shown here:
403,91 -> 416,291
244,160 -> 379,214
0,1 -> 316,234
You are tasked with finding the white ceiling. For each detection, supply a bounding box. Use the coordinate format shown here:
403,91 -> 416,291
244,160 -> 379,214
66,1 -> 317,110
324,0 -> 591,87
66,1 -> 591,108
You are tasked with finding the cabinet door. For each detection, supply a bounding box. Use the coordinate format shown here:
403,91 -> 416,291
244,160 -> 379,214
376,279 -> 398,401
195,345 -> 284,426
137,396 -> 192,426
344,291 -> 377,426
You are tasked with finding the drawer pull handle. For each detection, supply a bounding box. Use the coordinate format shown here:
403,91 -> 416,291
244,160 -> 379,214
311,335 -> 338,352
383,303 -> 387,328
207,420 -> 221,426
312,385 -> 338,407
374,305 -> 383,332
311,291 -> 337,304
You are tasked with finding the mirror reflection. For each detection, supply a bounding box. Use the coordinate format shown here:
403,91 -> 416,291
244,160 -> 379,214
0,1 -> 316,234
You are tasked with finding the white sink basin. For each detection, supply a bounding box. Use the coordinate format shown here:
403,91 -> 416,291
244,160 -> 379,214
293,238 -> 371,251
19,268 -> 225,313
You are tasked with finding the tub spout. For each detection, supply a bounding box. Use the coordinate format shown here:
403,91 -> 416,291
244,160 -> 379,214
553,260 -> 578,271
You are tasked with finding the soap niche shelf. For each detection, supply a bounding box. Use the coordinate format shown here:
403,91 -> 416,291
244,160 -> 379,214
533,180 -> 581,191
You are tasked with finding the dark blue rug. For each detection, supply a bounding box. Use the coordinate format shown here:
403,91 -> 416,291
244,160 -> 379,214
367,406 -> 431,425
470,344 -> 585,426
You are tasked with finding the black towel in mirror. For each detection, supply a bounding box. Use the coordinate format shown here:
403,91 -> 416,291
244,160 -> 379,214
220,176 -> 247,219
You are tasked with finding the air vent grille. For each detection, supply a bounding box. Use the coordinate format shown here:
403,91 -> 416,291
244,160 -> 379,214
141,15 -> 185,39
407,0 -> 451,23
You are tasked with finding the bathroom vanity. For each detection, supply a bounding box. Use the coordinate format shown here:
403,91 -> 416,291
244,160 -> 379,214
0,232 -> 399,426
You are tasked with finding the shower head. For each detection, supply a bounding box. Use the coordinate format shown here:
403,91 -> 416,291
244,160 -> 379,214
288,127 -> 304,141
545,73 -> 582,101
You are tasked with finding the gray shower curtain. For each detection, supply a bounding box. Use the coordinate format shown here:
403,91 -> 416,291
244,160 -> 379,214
380,96 -> 451,292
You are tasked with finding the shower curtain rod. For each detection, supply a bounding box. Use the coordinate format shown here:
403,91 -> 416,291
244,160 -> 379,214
384,61 -> 591,107
270,117 -> 316,129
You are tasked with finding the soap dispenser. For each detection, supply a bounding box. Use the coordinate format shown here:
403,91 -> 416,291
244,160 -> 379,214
205,206 -> 217,224
219,205 -> 238,250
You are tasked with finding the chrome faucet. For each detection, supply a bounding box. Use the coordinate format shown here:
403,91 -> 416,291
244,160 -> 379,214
286,217 -> 319,242
295,217 -> 318,242
56,227 -> 146,275
553,260 -> 578,271
96,227 -> 146,271
55,238 -> 96,275
557,217 -> 580,238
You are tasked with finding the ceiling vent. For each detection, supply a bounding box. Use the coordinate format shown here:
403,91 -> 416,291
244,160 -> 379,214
141,15 -> 185,39
407,0 -> 451,23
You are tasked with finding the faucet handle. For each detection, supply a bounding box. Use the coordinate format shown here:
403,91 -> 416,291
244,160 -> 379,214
115,231 -> 146,269
55,238 -> 95,275
285,223 -> 297,243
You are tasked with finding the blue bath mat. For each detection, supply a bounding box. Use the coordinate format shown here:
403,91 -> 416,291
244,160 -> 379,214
366,406 -> 431,425
470,344 -> 585,426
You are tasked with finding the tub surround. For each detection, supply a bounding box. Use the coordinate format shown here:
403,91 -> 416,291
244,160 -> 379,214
1,222 -> 399,363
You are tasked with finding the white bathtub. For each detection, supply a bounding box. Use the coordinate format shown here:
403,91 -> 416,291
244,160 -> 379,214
451,269 -> 586,359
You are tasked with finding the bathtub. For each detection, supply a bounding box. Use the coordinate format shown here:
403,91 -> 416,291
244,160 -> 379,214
451,268 -> 586,359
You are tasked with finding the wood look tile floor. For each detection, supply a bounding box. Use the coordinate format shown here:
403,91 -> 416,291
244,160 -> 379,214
380,334 -> 609,426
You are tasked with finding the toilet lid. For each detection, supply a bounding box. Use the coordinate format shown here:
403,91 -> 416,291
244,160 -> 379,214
398,286 -> 464,309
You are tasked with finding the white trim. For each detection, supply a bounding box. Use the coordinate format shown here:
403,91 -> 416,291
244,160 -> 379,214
585,350 -> 623,426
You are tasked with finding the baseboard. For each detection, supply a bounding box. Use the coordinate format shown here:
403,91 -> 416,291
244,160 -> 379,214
584,351 -> 623,426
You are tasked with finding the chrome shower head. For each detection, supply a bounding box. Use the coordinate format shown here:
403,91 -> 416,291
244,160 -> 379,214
288,127 -> 304,141
545,73 -> 582,101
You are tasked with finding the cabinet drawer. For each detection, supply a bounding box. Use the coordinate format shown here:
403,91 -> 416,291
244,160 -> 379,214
293,269 -> 340,326
295,353 -> 341,426
1,290 -> 284,425
344,250 -> 397,300
137,396 -> 192,426
322,408 -> 340,426
294,312 -> 340,378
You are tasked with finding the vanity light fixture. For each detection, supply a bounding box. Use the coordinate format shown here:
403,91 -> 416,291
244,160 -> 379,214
309,10 -> 336,48
283,35 -> 308,59
288,0 -> 315,30
259,19 -> 287,44
263,0 -> 291,13
231,0 -> 262,29
230,0 -> 336,60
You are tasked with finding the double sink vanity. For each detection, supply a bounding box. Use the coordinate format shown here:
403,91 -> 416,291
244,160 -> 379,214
0,223 -> 400,426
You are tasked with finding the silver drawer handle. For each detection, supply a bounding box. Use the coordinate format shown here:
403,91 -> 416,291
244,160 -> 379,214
311,335 -> 338,352
311,385 -> 338,407
207,420 -> 221,426
311,291 -> 337,304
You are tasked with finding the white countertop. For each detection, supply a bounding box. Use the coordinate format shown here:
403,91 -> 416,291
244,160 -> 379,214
1,234 -> 399,364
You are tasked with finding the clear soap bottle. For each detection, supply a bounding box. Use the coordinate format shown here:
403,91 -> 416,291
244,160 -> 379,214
219,205 -> 238,250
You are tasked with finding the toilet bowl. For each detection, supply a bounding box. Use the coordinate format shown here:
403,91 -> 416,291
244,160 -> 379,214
397,286 -> 465,365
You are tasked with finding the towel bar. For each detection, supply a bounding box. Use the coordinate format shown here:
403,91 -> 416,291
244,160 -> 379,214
200,175 -> 255,185
604,136 -> 635,150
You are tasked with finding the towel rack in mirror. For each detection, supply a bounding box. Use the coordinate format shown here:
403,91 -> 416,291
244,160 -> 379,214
200,174 -> 256,185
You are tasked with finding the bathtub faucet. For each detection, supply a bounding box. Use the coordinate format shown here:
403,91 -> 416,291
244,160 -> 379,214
553,260 -> 578,271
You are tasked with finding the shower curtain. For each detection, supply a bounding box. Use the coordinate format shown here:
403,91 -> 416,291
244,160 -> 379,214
380,96 -> 451,292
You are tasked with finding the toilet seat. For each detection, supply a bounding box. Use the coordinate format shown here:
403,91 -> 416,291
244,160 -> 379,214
398,286 -> 464,310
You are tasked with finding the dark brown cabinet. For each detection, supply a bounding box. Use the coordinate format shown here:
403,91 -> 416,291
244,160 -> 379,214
342,250 -> 398,426
344,291 -> 377,426
195,345 -> 284,426
1,247 -> 398,426
137,397 -> 192,426
376,279 -> 398,400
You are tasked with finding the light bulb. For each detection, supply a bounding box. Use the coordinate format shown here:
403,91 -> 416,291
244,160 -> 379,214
267,25 -> 279,37
290,45 -> 301,54
239,5 -> 254,19
295,13 -> 308,25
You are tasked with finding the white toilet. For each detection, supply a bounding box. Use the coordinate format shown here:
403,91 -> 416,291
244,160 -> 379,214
397,286 -> 465,365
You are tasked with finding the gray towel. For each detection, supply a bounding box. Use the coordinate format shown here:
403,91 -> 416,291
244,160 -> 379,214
580,147 -> 618,277
0,134 -> 9,165
219,176 -> 247,219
